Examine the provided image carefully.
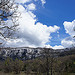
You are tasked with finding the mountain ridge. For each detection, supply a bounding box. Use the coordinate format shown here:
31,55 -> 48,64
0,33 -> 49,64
0,47 -> 75,60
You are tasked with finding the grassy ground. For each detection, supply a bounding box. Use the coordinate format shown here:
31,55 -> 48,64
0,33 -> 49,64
0,72 -> 25,75
0,72 -> 75,75
55,72 -> 75,75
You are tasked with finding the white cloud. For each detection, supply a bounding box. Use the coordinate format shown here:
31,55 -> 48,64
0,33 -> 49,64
63,20 -> 75,37
41,0 -> 46,6
26,3 -> 36,10
15,0 -> 31,3
45,20 -> 75,49
15,0 -> 46,6
61,36 -> 75,48
4,2 -> 60,47
61,20 -> 75,48
45,45 -> 53,48
52,45 -> 64,49
6,38 -> 31,47
45,45 -> 64,49
48,25 -> 60,33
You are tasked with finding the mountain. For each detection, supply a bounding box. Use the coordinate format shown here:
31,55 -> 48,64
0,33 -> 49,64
0,47 -> 75,60
0,47 -> 42,60
58,47 -> 75,56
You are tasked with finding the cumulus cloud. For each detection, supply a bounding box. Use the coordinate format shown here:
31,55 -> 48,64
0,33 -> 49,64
61,36 -> 75,48
4,1 -> 60,47
15,0 -> 31,3
61,20 -> 75,48
26,3 -> 36,10
45,45 -> 53,48
52,45 -> 64,49
63,20 -> 75,37
15,0 -> 46,6
50,20 -> 75,49
41,0 -> 46,6
45,45 -> 64,49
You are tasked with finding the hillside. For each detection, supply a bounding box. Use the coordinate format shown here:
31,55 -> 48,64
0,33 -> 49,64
0,47 -> 75,60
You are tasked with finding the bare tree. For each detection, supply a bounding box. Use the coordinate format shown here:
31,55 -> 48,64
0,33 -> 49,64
41,48 -> 55,75
0,0 -> 20,45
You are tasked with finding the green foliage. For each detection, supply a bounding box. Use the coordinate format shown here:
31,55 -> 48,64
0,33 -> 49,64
3,58 -> 13,73
12,58 -> 24,74
54,55 -> 75,74
0,54 -> 75,75
2,58 -> 24,74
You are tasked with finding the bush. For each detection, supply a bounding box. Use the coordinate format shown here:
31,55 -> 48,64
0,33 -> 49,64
3,58 -> 13,73
12,58 -> 24,74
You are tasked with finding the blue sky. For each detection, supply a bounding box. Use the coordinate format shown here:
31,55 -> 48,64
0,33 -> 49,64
2,0 -> 75,49
33,0 -> 75,46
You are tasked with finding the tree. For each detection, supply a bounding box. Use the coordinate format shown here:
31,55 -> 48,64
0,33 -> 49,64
0,0 -> 20,45
13,59 -> 24,74
41,48 -> 55,75
3,57 -> 13,73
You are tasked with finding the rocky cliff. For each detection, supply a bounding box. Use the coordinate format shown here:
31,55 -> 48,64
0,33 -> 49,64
0,47 -> 42,60
0,47 -> 75,60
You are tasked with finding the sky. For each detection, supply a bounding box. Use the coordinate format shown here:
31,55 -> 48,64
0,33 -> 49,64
1,0 -> 75,49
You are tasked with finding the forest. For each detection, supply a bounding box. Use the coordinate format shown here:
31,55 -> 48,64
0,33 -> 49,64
0,48 -> 75,75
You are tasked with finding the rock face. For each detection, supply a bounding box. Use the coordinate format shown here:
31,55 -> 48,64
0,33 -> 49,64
0,47 -> 42,60
0,47 -> 75,60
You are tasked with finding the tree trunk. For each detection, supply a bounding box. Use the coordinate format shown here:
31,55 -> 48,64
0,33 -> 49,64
46,57 -> 49,75
51,57 -> 53,75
